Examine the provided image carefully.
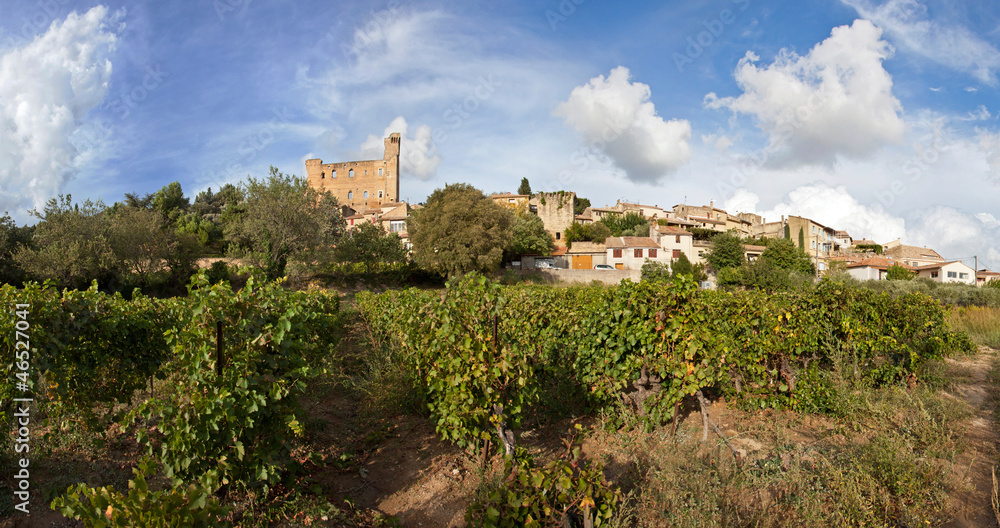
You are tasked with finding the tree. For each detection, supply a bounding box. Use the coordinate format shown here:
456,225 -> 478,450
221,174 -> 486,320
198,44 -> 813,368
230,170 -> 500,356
797,227 -> 805,250
601,212 -> 647,237
224,166 -> 345,279
518,178 -> 531,196
0,213 -> 33,286
886,263 -> 915,281
670,252 -> 707,282
759,238 -> 815,274
574,197 -> 591,216
705,232 -> 745,272
152,181 -> 190,225
14,195 -> 119,289
508,211 -> 553,258
336,221 -> 409,273
407,183 -> 514,277
564,222 -> 610,247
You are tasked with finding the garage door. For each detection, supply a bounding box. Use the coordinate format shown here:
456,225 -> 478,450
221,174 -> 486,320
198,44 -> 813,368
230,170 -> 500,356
573,255 -> 592,269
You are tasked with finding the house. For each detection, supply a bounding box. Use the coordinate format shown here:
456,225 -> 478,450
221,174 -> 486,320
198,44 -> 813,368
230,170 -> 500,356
833,230 -> 853,250
490,193 -> 529,213
883,244 -> 945,268
846,256 -> 915,281
650,225 -> 695,263
614,200 -> 667,220
915,261 -> 976,285
978,270 -> 1000,287
756,215 -> 837,273
605,237 -> 667,270
566,241 -> 607,269
743,244 -> 766,262
378,202 -> 412,249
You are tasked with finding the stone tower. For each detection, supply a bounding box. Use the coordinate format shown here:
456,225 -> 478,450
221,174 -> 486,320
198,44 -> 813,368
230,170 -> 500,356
305,133 -> 401,211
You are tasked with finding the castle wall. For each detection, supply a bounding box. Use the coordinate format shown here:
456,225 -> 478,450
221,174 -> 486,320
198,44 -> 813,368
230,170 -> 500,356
529,191 -> 575,244
305,134 -> 400,211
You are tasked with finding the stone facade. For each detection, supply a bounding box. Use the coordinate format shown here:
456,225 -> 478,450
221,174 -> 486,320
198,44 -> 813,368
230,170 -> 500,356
305,134 -> 400,211
529,191 -> 575,244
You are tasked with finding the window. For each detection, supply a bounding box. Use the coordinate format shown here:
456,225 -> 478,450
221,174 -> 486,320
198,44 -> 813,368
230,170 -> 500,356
379,168 -> 383,176
321,172 -> 325,179
675,235 -> 680,243
347,191 -> 353,199
818,262 -> 826,271
811,241 -> 816,249
812,226 -> 816,234
634,249 -> 643,258
649,248 -> 657,258
378,190 -> 383,198
947,271 -> 957,278
365,170 -> 368,175
389,220 -> 405,232
613,249 -> 622,258
349,169 -> 354,178
556,232 -> 561,240
672,249 -> 681,259
332,170 -> 336,178
960,272 -> 969,279
931,271 -> 939,278
363,191 -> 369,199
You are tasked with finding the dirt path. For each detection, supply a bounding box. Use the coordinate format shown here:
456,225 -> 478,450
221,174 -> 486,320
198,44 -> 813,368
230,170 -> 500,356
944,346 -> 1000,528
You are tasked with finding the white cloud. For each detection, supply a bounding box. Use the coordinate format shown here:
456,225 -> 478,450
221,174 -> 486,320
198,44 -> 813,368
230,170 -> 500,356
841,0 -> 1000,85
977,128 -> 1000,183
705,19 -> 905,167
0,5 -> 121,217
906,206 -> 1000,264
966,86 -> 979,92
358,116 -> 441,180
727,183 -> 907,243
553,66 -> 692,183
962,105 -> 991,121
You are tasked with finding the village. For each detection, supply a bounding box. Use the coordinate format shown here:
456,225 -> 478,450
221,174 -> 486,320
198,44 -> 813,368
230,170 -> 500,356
310,134 -> 999,287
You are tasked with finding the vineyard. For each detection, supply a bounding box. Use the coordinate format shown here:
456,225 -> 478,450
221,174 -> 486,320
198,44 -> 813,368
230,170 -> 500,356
0,272 -> 992,526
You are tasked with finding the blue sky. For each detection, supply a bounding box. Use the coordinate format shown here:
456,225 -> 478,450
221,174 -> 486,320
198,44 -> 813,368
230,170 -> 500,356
1,0 -> 999,267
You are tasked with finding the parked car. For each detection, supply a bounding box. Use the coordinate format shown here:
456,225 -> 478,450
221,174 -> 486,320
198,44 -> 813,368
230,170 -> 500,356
594,264 -> 615,270
535,259 -> 556,269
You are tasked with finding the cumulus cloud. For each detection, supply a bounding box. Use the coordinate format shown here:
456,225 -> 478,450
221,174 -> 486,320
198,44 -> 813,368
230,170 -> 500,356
705,20 -> 905,167
977,128 -> 1000,184
554,66 -> 692,183
726,183 -> 907,243
841,0 -> 1000,85
358,116 -> 441,180
0,5 -> 121,217
906,206 -> 1000,264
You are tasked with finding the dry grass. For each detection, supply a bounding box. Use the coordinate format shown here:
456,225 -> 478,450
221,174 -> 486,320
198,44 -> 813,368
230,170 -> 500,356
949,306 -> 1000,349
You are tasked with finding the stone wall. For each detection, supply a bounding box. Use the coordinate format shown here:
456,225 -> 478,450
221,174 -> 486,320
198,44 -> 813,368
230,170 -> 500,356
533,268 -> 640,285
305,134 -> 400,211
529,191 -> 575,244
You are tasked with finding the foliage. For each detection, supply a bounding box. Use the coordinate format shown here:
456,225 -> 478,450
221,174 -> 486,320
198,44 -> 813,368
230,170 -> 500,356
601,212 -> 648,237
466,435 -> 623,527
336,221 -> 409,273
886,263 -> 916,281
759,238 -> 815,274
0,212 -> 33,286
565,222 -> 610,247
131,271 -> 341,491
408,183 -> 514,277
14,195 -> 119,290
855,243 -> 884,254
0,281 -> 176,428
152,181 -> 191,225
508,211 -> 554,258
574,197 -> 591,216
670,252 -> 707,282
706,232 -> 745,272
518,177 -> 531,196
225,166 -> 345,280
641,260 -> 672,283
52,458 -> 230,527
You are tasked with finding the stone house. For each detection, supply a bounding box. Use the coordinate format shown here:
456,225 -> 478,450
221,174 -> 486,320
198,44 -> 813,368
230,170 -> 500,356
605,237 -> 668,270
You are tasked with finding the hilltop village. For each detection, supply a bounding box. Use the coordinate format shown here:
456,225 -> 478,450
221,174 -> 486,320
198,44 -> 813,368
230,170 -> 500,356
308,135 -> 998,287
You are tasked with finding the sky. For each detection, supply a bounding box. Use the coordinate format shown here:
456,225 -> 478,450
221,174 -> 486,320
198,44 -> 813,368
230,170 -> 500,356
1,0 -> 999,268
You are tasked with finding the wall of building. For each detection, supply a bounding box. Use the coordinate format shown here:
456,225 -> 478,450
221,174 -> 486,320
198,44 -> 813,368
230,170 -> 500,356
919,262 -> 976,285
530,191 -> 575,244
305,134 -> 400,211
533,268 -> 641,285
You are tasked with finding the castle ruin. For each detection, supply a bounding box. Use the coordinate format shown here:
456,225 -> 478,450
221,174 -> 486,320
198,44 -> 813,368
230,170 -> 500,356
305,133 -> 400,211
